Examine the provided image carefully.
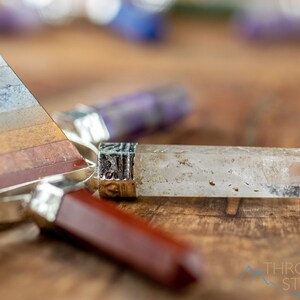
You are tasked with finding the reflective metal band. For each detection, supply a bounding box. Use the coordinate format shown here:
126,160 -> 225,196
54,105 -> 110,145
0,194 -> 30,224
29,177 -> 85,228
98,143 -> 137,198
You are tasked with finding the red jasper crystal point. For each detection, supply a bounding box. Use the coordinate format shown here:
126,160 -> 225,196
55,190 -> 203,288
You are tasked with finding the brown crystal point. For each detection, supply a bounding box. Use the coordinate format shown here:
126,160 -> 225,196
55,189 -> 203,288
0,56 -> 87,190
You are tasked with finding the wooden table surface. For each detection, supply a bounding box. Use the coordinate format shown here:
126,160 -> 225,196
0,16 -> 300,300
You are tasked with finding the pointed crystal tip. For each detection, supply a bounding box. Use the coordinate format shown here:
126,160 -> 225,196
169,249 -> 204,289
0,57 -> 87,191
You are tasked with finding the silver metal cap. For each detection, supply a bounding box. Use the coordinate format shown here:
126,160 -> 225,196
0,194 -> 30,224
54,105 -> 110,145
29,176 -> 85,227
98,143 -> 137,198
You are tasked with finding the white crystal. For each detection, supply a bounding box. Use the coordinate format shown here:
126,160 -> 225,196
0,56 -> 38,113
0,56 -> 7,67
134,145 -> 300,198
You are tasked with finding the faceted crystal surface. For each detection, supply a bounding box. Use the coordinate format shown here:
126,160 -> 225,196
134,145 -> 300,198
0,56 -> 86,190
55,189 -> 203,288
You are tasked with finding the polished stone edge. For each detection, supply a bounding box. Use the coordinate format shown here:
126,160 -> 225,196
0,158 -> 87,190
0,106 -> 52,133
0,139 -> 86,176
0,56 -> 7,67
0,76 -> 38,113
0,122 -> 66,155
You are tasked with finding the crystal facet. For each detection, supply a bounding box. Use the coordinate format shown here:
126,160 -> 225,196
98,143 -> 300,198
28,180 -> 204,288
132,145 -> 300,198
0,56 -> 87,190
55,85 -> 191,144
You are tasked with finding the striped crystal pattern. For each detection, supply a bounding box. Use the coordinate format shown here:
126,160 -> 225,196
134,145 -> 300,198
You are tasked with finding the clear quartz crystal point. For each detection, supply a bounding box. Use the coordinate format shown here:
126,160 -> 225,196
134,145 -> 300,198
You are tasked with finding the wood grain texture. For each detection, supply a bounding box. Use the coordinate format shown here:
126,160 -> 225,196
0,16 -> 300,299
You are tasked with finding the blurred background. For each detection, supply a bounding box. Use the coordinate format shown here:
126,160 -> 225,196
1,0 -> 299,148
1,1 -> 300,300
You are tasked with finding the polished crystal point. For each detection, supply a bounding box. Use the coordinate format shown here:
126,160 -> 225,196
98,143 -> 300,198
135,145 -> 300,198
28,180 -> 203,288
0,55 -> 87,191
54,84 -> 191,145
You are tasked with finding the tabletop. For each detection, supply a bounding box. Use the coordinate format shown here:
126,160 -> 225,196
0,15 -> 300,300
